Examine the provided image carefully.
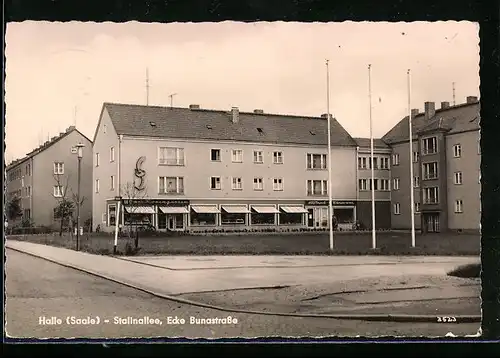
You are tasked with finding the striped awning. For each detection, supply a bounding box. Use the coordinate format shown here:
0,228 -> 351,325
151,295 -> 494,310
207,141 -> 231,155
124,206 -> 155,214
251,205 -> 280,214
280,206 -> 308,214
158,206 -> 189,214
221,205 -> 251,214
191,205 -> 220,214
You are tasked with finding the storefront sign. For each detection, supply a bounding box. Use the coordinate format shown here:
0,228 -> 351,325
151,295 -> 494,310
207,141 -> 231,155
122,199 -> 190,206
305,200 -> 356,206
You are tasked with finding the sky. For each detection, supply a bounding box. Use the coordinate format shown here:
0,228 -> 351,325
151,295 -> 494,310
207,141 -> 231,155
5,21 -> 479,162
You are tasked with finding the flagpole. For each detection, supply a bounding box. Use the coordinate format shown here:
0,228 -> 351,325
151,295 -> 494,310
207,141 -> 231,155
408,69 -> 416,247
368,64 -> 376,249
326,59 -> 334,250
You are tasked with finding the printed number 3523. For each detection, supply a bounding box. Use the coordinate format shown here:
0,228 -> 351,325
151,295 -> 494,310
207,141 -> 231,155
437,316 -> 457,323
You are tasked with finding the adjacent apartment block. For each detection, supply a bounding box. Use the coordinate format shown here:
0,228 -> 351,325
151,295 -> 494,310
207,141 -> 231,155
6,126 -> 93,228
92,103 -> 360,233
353,138 -> 392,229
382,96 -> 480,233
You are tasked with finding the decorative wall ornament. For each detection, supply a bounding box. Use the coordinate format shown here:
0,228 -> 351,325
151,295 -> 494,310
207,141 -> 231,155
134,156 -> 146,191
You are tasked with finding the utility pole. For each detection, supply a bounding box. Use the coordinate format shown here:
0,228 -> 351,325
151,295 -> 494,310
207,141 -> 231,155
326,60 -> 334,251
452,82 -> 456,106
408,69 -> 416,248
146,67 -> 150,106
368,64 -> 376,249
169,93 -> 177,108
73,143 -> 85,251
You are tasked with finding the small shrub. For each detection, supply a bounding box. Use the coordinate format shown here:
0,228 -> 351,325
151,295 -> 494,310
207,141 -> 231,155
447,263 -> 480,278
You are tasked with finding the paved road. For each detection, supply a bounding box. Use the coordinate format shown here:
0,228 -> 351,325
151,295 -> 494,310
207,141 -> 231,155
5,249 -> 479,339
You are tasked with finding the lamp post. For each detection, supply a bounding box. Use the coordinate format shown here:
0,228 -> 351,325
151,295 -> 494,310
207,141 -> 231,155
73,143 -> 85,251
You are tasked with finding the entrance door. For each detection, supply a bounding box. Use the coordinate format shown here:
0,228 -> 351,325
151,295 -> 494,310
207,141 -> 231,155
425,213 -> 440,233
307,209 -> 314,227
167,216 -> 175,230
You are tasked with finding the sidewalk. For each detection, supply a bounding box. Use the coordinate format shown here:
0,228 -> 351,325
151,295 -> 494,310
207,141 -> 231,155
6,240 -> 480,318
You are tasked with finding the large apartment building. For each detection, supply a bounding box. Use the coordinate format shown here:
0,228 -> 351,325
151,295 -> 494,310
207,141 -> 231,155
382,96 -> 480,233
353,138 -> 392,229
92,103 -> 360,233
6,126 -> 93,228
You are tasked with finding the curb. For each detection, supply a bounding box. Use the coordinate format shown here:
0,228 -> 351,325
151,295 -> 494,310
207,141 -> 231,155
6,246 -> 481,324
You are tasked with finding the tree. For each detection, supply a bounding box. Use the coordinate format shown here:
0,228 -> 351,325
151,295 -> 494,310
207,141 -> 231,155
7,196 -> 23,222
53,173 -> 73,236
121,181 -> 149,248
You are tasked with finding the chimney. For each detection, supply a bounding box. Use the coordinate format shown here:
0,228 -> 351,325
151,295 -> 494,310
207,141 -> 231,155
424,102 -> 435,120
440,101 -> 450,110
189,104 -> 200,110
66,125 -> 75,132
466,96 -> 478,104
51,136 -> 57,141
231,107 -> 239,123
411,109 -> 419,118
253,109 -> 264,114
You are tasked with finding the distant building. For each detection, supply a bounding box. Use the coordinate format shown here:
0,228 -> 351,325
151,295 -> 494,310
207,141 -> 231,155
92,103 -> 360,233
382,96 -> 480,233
353,138 -> 392,229
6,126 -> 93,229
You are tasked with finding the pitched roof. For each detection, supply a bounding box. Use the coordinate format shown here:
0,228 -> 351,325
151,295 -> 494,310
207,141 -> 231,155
103,103 -> 358,147
353,137 -> 390,149
382,101 -> 480,145
6,127 -> 92,171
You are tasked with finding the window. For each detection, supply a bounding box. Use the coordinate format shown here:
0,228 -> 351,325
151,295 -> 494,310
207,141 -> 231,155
210,177 -> 221,190
478,139 -> 481,155
251,206 -> 276,225
380,179 -> 390,191
307,154 -> 327,170
358,157 -> 368,169
110,146 -> 115,162
392,153 -> 400,166
413,176 -> 420,188
454,171 -> 463,185
370,157 -> 378,170
307,180 -> 328,196
95,179 -> 100,193
159,147 -> 185,165
190,206 -> 217,226
53,162 -> 64,175
380,157 -> 390,169
232,149 -> 243,163
455,199 -> 463,213
253,150 -> 264,163
108,204 -> 116,226
95,153 -> 100,167
273,178 -> 283,191
53,185 -> 63,197
24,208 -> 31,220
232,177 -> 242,190
26,186 -> 31,197
26,164 -> 31,176
211,149 -> 221,161
392,178 -> 400,190
453,144 -> 462,158
423,187 -> 439,204
393,203 -> 401,215
413,151 -> 419,163
110,175 -> 115,190
415,202 -> 421,213
422,137 -> 438,155
422,162 -> 439,180
159,176 -> 184,194
253,177 -> 263,191
368,179 -> 378,191
273,151 -> 283,164
358,179 -> 368,191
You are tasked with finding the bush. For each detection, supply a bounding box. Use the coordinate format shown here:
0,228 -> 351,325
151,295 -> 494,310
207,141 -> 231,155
447,263 -> 480,278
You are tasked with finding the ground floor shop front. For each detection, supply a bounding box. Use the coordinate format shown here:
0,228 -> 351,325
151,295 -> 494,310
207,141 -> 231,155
101,198 -> 359,233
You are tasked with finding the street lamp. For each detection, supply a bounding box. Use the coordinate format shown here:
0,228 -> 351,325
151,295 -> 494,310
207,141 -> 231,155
72,143 -> 85,251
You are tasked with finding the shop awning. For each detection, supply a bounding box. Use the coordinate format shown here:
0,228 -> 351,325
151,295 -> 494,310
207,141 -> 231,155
221,205 -> 251,214
191,205 -> 220,214
251,205 -> 280,214
280,206 -> 309,214
159,206 -> 189,214
124,206 -> 155,214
